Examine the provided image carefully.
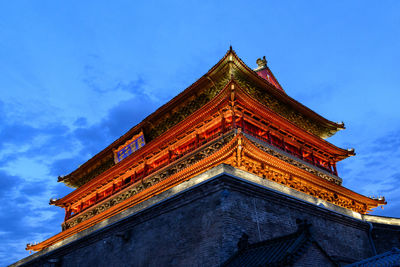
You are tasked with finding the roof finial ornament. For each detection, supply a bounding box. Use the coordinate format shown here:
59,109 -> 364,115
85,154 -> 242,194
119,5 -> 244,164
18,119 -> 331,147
229,45 -> 233,51
256,56 -> 267,70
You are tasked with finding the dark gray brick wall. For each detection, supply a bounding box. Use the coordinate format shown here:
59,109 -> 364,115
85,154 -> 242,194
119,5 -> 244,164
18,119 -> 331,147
14,174 -> 380,267
218,187 -> 373,263
372,223 -> 400,254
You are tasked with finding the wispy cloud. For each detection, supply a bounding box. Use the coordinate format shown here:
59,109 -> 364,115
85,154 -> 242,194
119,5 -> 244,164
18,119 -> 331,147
0,76 -> 159,265
1,1 -> 399,265
337,126 -> 400,216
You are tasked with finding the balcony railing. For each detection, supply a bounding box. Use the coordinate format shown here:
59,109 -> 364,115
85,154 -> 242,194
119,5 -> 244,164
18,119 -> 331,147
66,121 -> 337,221
241,125 -> 337,176
66,126 -> 235,220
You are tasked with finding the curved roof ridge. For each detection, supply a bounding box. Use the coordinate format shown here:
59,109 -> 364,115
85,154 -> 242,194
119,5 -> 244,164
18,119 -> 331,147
228,49 -> 345,133
60,47 -> 348,187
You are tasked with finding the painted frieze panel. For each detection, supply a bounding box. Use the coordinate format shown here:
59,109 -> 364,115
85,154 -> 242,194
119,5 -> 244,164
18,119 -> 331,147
63,131 -> 235,230
114,131 -> 146,163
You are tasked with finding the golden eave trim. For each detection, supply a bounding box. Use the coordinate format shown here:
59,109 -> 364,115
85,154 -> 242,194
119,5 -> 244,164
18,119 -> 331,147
27,132 -> 383,252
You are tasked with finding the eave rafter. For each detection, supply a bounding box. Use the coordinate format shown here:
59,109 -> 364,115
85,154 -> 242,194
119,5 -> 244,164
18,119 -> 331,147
53,79 -> 237,207
53,79 -> 352,209
28,131 -> 385,252
27,48 -> 386,257
235,133 -> 385,212
226,50 -> 345,134
28,129 -> 239,252
231,81 -> 352,160
59,48 -> 346,188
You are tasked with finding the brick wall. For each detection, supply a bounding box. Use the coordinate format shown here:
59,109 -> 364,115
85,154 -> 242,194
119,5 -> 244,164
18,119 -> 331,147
14,173 -> 377,267
372,223 -> 400,254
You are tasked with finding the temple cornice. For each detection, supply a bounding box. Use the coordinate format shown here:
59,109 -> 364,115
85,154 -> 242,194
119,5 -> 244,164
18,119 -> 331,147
232,81 -> 353,160
27,131 -> 385,252
59,48 -> 349,189
54,80 -> 351,207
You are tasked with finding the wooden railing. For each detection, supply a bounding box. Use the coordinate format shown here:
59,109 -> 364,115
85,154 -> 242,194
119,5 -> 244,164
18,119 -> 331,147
66,125 -> 235,220
241,123 -> 337,176
66,120 -> 337,220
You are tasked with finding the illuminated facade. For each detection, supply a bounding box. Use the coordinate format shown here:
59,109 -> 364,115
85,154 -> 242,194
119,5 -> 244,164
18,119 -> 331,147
25,48 -> 387,256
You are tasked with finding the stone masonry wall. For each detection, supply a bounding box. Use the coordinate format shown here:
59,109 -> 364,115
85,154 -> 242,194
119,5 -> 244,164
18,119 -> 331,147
218,182 -> 373,264
15,173 -> 375,267
372,223 -> 400,254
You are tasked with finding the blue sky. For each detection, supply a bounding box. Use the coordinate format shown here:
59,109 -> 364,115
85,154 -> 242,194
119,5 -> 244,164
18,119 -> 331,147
1,1 -> 399,265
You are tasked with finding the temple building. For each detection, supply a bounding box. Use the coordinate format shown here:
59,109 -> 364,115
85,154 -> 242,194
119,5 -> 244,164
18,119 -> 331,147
13,48 -> 400,266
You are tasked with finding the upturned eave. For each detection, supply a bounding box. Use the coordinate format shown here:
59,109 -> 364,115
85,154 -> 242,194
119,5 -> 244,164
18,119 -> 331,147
55,79 -> 353,207
58,49 -> 234,187
28,133 -> 385,252
228,50 -> 345,136
59,48 -> 347,188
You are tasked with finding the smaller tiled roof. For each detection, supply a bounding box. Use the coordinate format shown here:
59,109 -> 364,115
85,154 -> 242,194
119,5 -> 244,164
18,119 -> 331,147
345,248 -> 400,267
222,223 -> 332,267
253,56 -> 284,93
